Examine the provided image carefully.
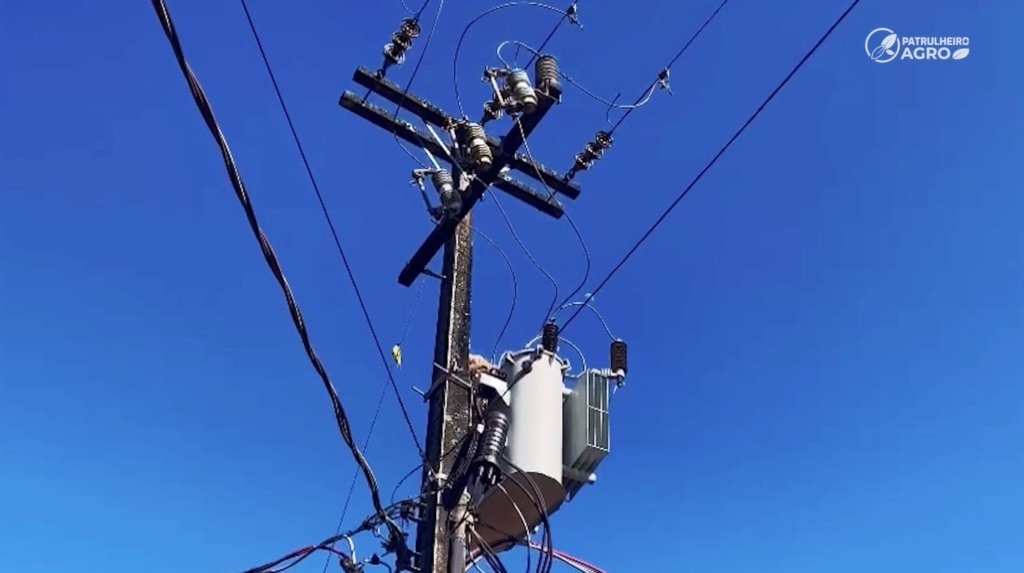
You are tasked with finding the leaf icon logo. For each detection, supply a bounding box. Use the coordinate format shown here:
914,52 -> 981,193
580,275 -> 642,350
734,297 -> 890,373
952,47 -> 970,60
873,33 -> 898,58
880,33 -> 898,53
865,28 -> 900,63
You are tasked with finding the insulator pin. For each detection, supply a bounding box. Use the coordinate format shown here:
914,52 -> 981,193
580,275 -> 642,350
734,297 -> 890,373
430,169 -> 461,216
610,338 -> 628,374
462,122 -> 492,174
534,55 -> 561,96
542,320 -> 559,352
505,69 -> 538,114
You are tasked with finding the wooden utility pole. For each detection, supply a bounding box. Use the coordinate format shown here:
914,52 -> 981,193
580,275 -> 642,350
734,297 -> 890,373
418,214 -> 473,573
339,52 -> 577,572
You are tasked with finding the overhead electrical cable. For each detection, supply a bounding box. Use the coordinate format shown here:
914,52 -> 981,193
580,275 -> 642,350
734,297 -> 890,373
523,0 -> 580,68
471,226 -> 520,363
607,0 -> 731,135
150,0 -> 408,550
512,117 -> 592,317
235,4 -> 448,569
562,0 -> 862,331
237,0 -> 423,457
453,2 -> 577,117
490,193 -> 560,327
388,0 -> 446,167
401,0 -> 432,19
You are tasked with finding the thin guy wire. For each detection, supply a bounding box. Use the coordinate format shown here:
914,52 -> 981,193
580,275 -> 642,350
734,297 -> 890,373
453,2 -> 571,117
554,301 -> 614,339
239,0 -> 423,456
512,117 -> 592,319
555,209 -> 590,310
317,276 -> 422,573
560,71 -> 658,111
151,0 -> 404,547
399,279 -> 426,346
321,0 -> 446,559
562,0 -> 862,331
497,39 -> 542,69
318,379 -> 388,573
511,117 -> 562,324
490,193 -> 560,328
471,226 -> 519,363
524,0 -> 580,68
609,0 -> 730,135
401,0 -> 431,19
320,275 -> 424,573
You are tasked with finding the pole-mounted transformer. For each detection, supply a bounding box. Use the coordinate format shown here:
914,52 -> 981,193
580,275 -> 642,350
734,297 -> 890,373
467,327 -> 629,552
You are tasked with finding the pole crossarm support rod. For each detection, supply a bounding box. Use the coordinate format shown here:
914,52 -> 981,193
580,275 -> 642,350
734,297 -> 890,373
351,67 -> 580,200
339,92 -> 563,219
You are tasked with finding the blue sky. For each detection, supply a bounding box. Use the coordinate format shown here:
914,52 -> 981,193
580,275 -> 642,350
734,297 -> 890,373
1,1 -> 1021,571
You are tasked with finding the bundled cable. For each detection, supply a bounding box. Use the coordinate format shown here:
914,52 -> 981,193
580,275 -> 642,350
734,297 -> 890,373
242,498 -> 420,573
149,0 -> 407,554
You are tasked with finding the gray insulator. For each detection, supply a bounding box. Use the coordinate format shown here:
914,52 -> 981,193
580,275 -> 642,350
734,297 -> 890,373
505,69 -> 537,114
431,170 -> 461,216
534,54 -> 561,96
475,408 -> 510,471
610,338 -> 627,374
464,122 -> 492,174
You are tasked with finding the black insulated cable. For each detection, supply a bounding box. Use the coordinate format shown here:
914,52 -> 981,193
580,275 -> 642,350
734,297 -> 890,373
237,0 -> 424,458
150,0 -> 406,550
562,0 -> 863,332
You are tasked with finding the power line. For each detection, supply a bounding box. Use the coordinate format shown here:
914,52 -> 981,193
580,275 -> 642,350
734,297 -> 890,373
472,226 -> 520,363
608,0 -> 730,135
556,210 -> 591,312
237,0 -> 424,459
318,379 -> 390,573
150,0 -> 407,550
388,0 -> 446,167
562,0 -> 862,331
453,1 -> 577,117
511,116 -> 592,323
524,0 -> 580,68
491,193 -> 560,327
316,0 -> 450,565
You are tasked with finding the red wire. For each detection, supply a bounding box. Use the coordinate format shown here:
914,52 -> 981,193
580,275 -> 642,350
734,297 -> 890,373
245,545 -> 351,573
528,541 -> 606,573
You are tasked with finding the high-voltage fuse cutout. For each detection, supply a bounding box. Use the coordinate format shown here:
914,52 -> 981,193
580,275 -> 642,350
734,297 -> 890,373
481,66 -> 538,122
411,168 -> 462,220
504,69 -> 538,114
430,169 -> 462,217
